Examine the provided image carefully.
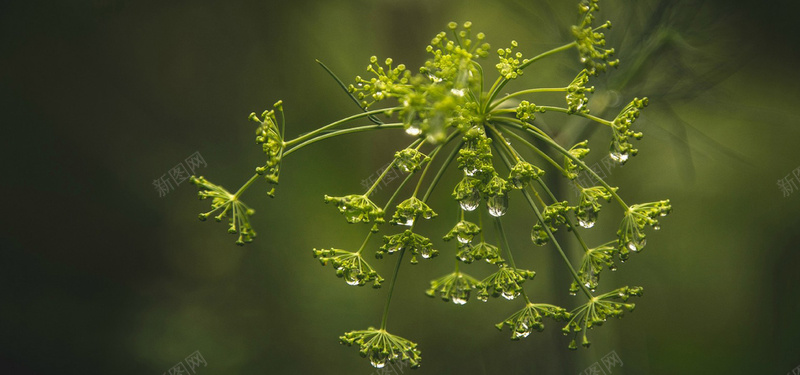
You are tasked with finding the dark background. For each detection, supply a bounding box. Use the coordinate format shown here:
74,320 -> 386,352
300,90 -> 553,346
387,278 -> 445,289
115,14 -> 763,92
2,0 -> 799,374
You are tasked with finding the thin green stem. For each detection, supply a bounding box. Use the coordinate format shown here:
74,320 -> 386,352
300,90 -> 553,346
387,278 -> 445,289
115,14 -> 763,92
283,123 -> 404,157
494,217 -> 531,304
380,242 -> 406,330
534,178 -> 591,254
364,139 -> 423,197
496,119 -> 628,210
285,107 -> 402,147
483,42 -> 577,114
365,160 -> 397,197
422,137 -> 463,203
489,132 -> 593,299
489,123 -> 593,255
233,174 -> 259,200
413,131 -> 460,199
537,106 -> 613,126
489,87 -> 567,111
355,231 -> 375,256
522,188 -> 594,299
490,120 -> 564,174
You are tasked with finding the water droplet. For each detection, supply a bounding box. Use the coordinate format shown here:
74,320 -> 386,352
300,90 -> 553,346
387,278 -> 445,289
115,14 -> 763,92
501,290 -> 518,300
580,57 -> 587,63
569,291 -> 577,296
487,195 -> 508,217
344,269 -> 360,286
456,234 -> 471,244
610,265 -> 617,272
459,189 -> 480,211
427,74 -> 442,83
405,125 -> 422,136
610,151 -> 629,164
626,238 -> 646,252
464,167 -> 478,177
653,224 -> 661,231
477,294 -> 488,302
369,352 -> 388,368
420,246 -> 434,259
398,217 -> 414,226
577,207 -> 597,228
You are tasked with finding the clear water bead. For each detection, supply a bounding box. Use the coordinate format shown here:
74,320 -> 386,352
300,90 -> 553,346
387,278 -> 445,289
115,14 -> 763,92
487,195 -> 508,217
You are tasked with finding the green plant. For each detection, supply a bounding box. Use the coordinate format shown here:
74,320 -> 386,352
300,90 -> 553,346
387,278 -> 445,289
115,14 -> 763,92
188,0 -> 671,369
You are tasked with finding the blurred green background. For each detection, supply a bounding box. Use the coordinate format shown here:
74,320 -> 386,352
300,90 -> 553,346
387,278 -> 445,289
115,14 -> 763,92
2,0 -> 799,374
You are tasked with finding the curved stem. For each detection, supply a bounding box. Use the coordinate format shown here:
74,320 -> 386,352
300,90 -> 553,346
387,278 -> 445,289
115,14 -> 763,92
483,42 -> 577,114
380,245 -> 406,330
521,188 -> 594,299
494,217 -> 531,304
538,106 -> 613,127
534,179 -> 591,253
490,120 -> 564,174
489,87 -> 567,111
489,132 -> 593,299
422,137 -> 463,203
412,131 -> 460,199
364,139 -> 423,197
495,119 -> 629,210
283,123 -> 404,157
285,107 -> 402,147
233,173 -> 259,200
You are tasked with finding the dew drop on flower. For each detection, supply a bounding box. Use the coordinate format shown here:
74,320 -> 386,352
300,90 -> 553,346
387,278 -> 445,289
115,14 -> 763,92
653,224 -> 661,231
399,217 -> 415,226
406,125 -> 422,136
464,167 -> 478,177
610,151 -> 629,164
459,189 -> 480,211
578,219 -> 595,228
369,352 -> 388,368
451,295 -> 467,305
420,246 -> 434,259
456,234 -> 472,244
344,269 -> 360,286
451,88 -> 466,97
487,195 -> 508,217
626,238 -> 646,252
501,290 -> 518,300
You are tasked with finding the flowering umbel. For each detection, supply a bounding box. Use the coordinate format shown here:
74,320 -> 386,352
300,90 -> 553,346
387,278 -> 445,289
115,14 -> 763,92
188,0 -> 671,368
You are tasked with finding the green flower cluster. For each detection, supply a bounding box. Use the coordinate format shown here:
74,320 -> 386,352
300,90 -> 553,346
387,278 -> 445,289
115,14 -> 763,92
312,248 -> 384,288
340,328 -> 422,369
249,101 -> 285,195
189,176 -> 256,245
188,0 -> 672,367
